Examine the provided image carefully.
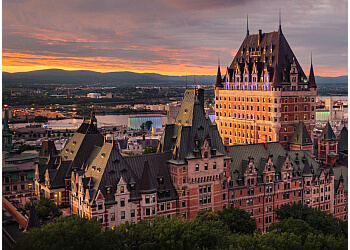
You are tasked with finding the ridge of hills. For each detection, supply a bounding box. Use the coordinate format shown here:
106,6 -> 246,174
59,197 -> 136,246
2,69 -> 348,85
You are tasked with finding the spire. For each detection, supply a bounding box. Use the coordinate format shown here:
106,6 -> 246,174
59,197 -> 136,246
25,204 -> 41,232
139,161 -> 156,193
302,158 -> 312,177
215,62 -> 223,88
308,53 -> 317,88
329,166 -> 334,176
90,105 -> 97,123
246,14 -> 249,36
289,121 -> 312,146
3,105 -> 10,132
339,170 -> 344,182
271,66 -> 281,87
278,9 -> 282,33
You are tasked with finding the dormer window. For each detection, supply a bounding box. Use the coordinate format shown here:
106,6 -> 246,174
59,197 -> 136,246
72,141 -> 76,145
106,186 -> 112,194
120,186 -> 124,193
101,153 -> 105,158
158,177 -> 164,184
130,183 -> 135,190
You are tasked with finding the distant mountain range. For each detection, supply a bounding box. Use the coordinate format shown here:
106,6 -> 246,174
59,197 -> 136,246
2,69 -> 348,85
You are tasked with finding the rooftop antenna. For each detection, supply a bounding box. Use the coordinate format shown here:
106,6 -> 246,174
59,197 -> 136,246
246,14 -> 249,36
278,9 -> 282,32
311,51 -> 313,65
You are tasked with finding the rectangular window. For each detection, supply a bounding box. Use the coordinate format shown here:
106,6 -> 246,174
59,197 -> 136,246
145,196 -> 150,204
146,208 -> 150,216
111,213 -> 115,221
120,186 -> 124,193
160,203 -> 165,211
121,211 -> 125,219
152,195 -> 156,203
98,203 -> 103,210
167,202 -> 170,210
223,194 -> 226,200
204,164 -> 208,170
21,175 -> 25,182
98,215 -> 103,223
195,165 -> 199,171
13,186 -> 17,191
21,185 -> 25,190
182,201 -> 186,207
120,199 -> 125,207
183,177 -> 186,184
131,209 -> 135,217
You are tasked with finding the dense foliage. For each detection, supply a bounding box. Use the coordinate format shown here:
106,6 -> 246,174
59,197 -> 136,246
13,204 -> 347,250
24,197 -> 62,220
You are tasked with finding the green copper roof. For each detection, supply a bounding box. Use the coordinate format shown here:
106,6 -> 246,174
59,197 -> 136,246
289,121 -> 312,146
320,121 -> 337,141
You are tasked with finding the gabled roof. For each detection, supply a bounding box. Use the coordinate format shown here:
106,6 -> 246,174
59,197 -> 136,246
320,121 -> 337,141
289,121 -> 313,146
337,126 -> 348,153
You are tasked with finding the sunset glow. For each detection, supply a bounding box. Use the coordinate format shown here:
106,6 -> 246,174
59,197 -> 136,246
3,0 -> 347,77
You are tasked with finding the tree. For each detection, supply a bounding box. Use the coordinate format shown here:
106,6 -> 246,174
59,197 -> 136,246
13,215 -> 103,250
35,197 -> 62,220
145,120 -> 153,130
218,207 -> 257,235
140,123 -> 145,130
268,217 -> 317,240
275,203 -> 346,237
142,145 -> 157,154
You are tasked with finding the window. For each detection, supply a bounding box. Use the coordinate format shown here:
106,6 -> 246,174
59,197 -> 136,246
167,202 -> 171,210
182,201 -> 186,207
98,203 -> 103,210
160,204 -> 165,211
120,199 -> 125,207
152,195 -> 156,203
111,213 -> 115,221
204,164 -> 208,170
146,208 -> 150,216
195,164 -> 199,171
145,196 -> 150,204
131,209 -> 135,217
223,194 -> 226,200
120,186 -> 124,193
98,215 -> 103,223
21,185 -> 25,190
20,175 -> 25,182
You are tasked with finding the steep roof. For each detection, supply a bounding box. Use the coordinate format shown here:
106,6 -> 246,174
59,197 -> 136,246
215,65 -> 223,87
308,61 -> 317,88
228,28 -> 307,86
158,89 -> 226,163
320,121 -> 337,141
289,121 -> 313,146
228,142 -> 320,183
337,126 -> 348,153
25,204 -> 41,231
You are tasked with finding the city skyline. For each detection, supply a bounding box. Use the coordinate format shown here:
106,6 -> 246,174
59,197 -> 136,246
3,0 -> 348,77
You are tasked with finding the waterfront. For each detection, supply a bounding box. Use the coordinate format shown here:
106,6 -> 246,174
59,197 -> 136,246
10,114 -> 168,130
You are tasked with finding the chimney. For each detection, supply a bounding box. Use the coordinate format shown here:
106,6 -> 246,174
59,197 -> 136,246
258,29 -> 262,45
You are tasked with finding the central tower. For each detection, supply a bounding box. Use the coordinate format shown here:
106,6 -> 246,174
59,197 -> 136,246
214,24 -> 317,149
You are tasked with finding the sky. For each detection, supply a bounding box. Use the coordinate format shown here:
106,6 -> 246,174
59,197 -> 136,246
2,0 -> 348,76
